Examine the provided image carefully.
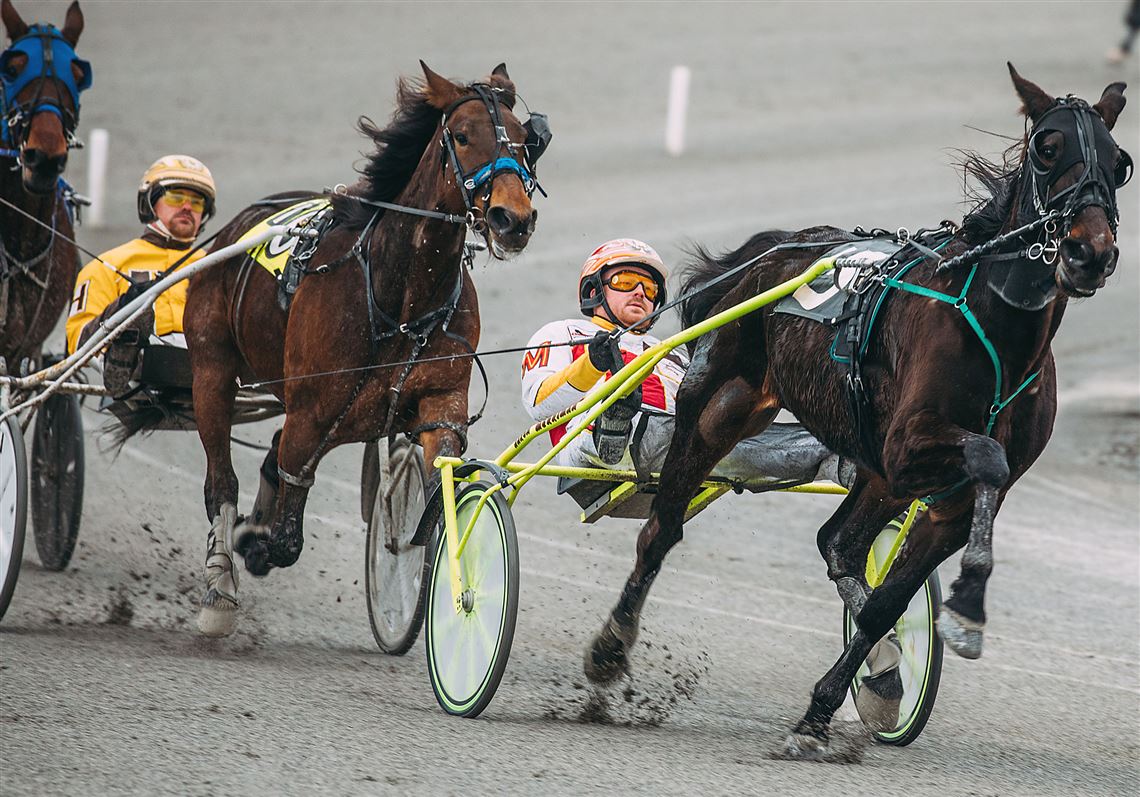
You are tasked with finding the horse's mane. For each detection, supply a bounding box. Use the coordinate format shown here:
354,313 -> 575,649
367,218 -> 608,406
679,231 -> 793,330
956,139 -> 1029,245
331,77 -> 445,229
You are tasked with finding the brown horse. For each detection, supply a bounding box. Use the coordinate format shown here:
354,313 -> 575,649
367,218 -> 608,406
184,63 -> 541,636
583,66 -> 1129,758
0,0 -> 88,368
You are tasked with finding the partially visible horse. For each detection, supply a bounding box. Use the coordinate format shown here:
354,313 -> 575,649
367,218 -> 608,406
0,0 -> 89,368
183,63 -> 543,636
583,65 -> 1130,758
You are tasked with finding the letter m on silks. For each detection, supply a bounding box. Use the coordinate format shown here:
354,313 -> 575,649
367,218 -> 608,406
522,343 -> 550,376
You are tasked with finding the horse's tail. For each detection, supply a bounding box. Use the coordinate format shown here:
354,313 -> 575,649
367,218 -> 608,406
98,401 -> 192,456
679,230 -> 793,328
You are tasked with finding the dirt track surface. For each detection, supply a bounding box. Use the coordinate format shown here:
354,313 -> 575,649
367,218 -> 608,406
3,2 -> 1138,795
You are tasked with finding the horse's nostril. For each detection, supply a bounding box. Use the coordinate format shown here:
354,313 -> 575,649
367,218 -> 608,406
22,149 -> 67,176
1059,238 -> 1095,271
486,205 -> 518,236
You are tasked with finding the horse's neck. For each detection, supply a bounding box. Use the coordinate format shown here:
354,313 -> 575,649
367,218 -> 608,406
367,158 -> 465,321
0,164 -> 55,259
964,204 -> 1065,380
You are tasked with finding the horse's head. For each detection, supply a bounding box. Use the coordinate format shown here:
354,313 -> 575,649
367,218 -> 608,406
1,0 -> 89,194
421,61 -> 542,258
1010,64 -> 1130,299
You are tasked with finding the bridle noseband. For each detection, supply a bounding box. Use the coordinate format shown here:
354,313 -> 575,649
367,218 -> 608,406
1,23 -> 91,155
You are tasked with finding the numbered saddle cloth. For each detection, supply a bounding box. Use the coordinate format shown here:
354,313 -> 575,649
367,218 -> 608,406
237,197 -> 335,310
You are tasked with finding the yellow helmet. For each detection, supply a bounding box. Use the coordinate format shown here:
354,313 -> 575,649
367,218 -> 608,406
137,154 -> 216,223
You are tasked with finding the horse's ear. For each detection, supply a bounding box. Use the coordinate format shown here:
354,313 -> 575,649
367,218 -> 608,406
1093,82 -> 1127,131
2,0 -> 29,42
420,60 -> 463,110
488,63 -> 517,110
1008,62 -> 1054,122
60,1 -> 84,47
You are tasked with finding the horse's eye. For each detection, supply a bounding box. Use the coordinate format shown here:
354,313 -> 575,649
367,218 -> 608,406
454,132 -> 469,146
1034,136 -> 1058,161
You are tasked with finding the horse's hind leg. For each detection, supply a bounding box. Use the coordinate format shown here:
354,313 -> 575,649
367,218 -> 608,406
189,336 -> 243,636
586,332 -> 777,682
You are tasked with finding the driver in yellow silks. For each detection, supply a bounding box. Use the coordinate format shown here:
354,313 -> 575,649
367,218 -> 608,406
65,154 -> 215,395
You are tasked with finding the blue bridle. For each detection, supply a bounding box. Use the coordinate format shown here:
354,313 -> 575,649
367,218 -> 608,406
1,23 -> 93,150
464,156 -> 536,195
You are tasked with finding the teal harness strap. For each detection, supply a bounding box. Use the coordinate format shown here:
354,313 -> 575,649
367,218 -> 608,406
883,263 -> 1041,502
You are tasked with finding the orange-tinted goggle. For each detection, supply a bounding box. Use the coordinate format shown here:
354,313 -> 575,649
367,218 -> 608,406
605,270 -> 660,302
159,189 -> 207,213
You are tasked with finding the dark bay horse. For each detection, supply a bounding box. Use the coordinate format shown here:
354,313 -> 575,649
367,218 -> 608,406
583,66 -> 1130,757
0,0 -> 89,368
184,63 -> 541,636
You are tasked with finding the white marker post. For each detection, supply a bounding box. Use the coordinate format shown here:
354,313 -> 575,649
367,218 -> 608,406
664,65 -> 691,157
86,127 -> 109,228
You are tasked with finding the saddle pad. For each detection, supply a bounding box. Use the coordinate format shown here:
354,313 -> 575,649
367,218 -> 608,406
237,197 -> 332,276
772,238 -> 901,323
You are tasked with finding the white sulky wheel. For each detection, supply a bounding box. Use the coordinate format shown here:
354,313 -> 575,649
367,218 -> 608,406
844,519 -> 944,747
1,414 -> 29,621
424,480 -> 519,718
365,436 -> 430,655
31,393 -> 85,572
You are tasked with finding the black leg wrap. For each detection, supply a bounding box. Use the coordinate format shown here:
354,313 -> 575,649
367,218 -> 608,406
235,529 -> 273,577
267,527 -> 303,568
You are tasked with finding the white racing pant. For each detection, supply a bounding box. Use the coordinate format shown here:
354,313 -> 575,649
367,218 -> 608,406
557,417 -> 839,488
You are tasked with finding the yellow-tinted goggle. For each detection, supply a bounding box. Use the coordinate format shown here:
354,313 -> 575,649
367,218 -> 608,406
159,189 -> 207,213
606,270 -> 659,302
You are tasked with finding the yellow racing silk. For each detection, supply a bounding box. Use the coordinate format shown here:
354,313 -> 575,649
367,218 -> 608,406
65,237 -> 206,354
237,197 -> 331,276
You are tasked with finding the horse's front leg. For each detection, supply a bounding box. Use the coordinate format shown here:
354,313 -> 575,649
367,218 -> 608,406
238,409 -> 325,575
586,332 -> 776,682
883,409 -> 1010,659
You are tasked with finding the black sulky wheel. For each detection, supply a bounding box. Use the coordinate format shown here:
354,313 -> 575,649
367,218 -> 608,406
364,436 -> 431,655
30,392 -> 85,572
1,413 -> 29,620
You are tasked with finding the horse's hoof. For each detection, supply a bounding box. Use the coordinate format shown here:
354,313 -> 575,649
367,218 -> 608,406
267,531 -> 303,569
197,589 -> 238,637
583,618 -> 636,684
937,606 -> 984,659
236,529 -> 273,577
856,667 -> 903,733
780,733 -> 828,761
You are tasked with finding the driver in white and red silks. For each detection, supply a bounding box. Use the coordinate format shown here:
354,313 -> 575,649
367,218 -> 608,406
520,239 -> 849,486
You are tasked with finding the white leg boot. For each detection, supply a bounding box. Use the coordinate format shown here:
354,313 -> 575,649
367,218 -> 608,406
197,503 -> 240,637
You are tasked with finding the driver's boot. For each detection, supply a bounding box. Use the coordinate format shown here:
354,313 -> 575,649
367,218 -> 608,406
592,386 -> 642,465
197,503 -> 240,637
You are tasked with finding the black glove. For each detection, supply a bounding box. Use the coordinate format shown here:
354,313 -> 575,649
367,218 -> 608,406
586,330 -> 622,372
122,277 -> 152,304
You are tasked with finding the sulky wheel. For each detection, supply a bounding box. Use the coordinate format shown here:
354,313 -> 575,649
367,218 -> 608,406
844,520 -> 944,746
424,480 -> 519,718
30,393 -> 85,572
0,414 -> 29,620
365,436 -> 430,655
